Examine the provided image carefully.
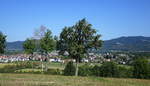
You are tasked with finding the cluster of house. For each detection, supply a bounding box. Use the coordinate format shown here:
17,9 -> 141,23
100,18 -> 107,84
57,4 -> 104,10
0,54 -> 30,63
87,53 -> 131,64
0,51 -> 131,64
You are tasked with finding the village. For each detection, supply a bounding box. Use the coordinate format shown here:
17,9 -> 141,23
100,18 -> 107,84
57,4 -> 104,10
0,51 -> 132,65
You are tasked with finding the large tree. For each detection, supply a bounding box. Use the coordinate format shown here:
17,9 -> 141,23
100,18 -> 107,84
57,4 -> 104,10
59,18 -> 102,76
40,29 -> 56,71
0,32 -> 6,54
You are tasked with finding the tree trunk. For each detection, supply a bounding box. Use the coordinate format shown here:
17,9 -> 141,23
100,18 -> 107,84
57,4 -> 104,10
45,54 -> 48,72
31,54 -> 34,72
41,55 -> 44,74
75,60 -> 79,76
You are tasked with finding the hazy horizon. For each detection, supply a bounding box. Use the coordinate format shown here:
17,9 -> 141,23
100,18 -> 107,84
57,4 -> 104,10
0,0 -> 150,42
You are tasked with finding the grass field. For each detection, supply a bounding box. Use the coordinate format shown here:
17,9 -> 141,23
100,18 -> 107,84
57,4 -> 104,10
0,73 -> 149,86
0,62 -> 131,69
0,63 -> 15,68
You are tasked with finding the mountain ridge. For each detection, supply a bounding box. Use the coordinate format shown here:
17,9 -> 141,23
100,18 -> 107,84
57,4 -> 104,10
6,36 -> 150,52
101,36 -> 150,52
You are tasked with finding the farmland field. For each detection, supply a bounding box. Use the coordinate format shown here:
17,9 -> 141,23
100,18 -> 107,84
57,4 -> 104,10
0,73 -> 149,86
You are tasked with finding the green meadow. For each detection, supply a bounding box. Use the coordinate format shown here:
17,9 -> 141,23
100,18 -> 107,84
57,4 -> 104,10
0,73 -> 149,86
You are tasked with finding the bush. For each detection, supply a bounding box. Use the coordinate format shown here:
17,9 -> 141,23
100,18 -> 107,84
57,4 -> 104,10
118,66 -> 133,78
15,69 -> 43,74
64,61 -> 76,76
92,65 -> 101,76
0,65 -> 17,73
132,58 -> 149,79
100,61 -> 119,77
16,61 -> 40,69
44,68 -> 62,75
78,64 -> 93,76
0,61 -> 41,73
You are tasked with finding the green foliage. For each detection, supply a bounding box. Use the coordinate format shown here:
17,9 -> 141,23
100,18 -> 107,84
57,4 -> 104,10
59,18 -> 102,76
118,66 -> 133,78
78,64 -> 93,76
44,68 -> 62,75
40,29 -> 56,72
92,65 -> 101,76
23,38 -> 35,54
40,29 -> 56,54
0,61 -> 41,73
15,61 -> 41,69
0,65 -> 18,73
15,69 -> 42,74
132,58 -> 149,79
59,19 -> 102,61
64,61 -> 76,76
100,61 -> 119,77
0,32 -> 6,54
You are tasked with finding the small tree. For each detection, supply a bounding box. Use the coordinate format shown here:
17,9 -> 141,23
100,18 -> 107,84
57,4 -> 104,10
59,18 -> 102,76
40,29 -> 56,71
33,25 -> 49,72
133,58 -> 149,79
23,38 -> 36,70
0,32 -> 6,54
64,61 -> 76,76
23,38 -> 36,57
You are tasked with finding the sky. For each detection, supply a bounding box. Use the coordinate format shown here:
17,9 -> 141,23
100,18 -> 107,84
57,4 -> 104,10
0,0 -> 150,42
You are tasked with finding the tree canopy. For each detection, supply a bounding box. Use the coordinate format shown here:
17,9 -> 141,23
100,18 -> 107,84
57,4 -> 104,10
58,18 -> 102,76
40,29 -> 56,55
59,18 -> 102,62
23,38 -> 36,54
0,32 -> 6,54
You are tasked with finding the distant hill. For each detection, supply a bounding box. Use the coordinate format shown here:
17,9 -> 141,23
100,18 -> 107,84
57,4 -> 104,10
6,36 -> 150,52
6,41 -> 24,51
101,36 -> 150,52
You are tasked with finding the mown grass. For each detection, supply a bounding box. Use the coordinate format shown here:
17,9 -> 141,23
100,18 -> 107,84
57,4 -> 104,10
0,73 -> 149,86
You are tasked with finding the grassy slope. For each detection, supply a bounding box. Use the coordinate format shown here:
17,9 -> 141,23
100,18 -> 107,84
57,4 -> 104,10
0,73 -> 149,86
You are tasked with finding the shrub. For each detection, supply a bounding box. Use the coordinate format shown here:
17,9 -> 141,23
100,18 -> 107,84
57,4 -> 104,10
0,61 -> 41,73
118,66 -> 133,78
100,61 -> 119,77
44,68 -> 62,75
78,64 -> 93,76
64,61 -> 76,76
16,61 -> 40,69
0,64 -> 18,73
92,65 -> 101,76
132,58 -> 149,79
15,69 -> 43,74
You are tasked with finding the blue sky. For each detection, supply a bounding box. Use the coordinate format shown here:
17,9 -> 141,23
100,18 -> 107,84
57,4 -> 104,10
0,0 -> 150,42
